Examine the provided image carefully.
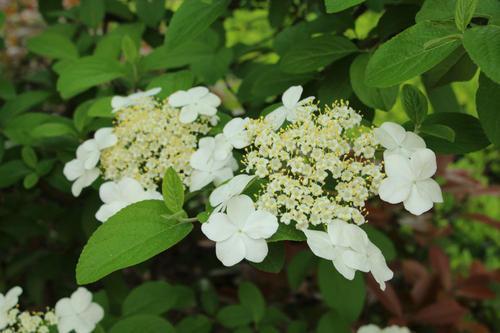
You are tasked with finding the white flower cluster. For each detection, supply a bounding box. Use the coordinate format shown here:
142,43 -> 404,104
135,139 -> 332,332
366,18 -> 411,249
374,122 -> 443,215
357,324 -> 411,333
0,286 -> 102,333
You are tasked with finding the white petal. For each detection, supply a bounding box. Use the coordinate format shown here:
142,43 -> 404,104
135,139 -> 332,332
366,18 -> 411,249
332,253 -> 356,280
63,159 -> 84,181
188,86 -> 209,100
241,235 -> 268,263
383,153 -> 413,180
189,170 -> 213,192
70,287 -> 92,313
226,195 -> 255,228
326,219 -> 350,247
368,245 -> 394,290
72,168 -> 99,197
342,250 -> 370,272
80,303 -> 104,327
265,106 -> 287,130
401,131 -> 426,151
195,104 -> 218,116
145,87 -> 161,96
410,148 -> 437,180
144,190 -> 163,201
416,178 -> 443,203
212,167 -> 234,186
76,140 -> 100,169
99,181 -> 121,204
199,92 -> 221,107
209,174 -> 254,207
118,177 -> 145,203
198,136 -> 215,150
403,183 -> 434,215
57,316 -> 80,333
94,127 -> 117,150
213,134 -> 233,161
378,177 -> 412,204
243,210 -> 278,239
55,297 -> 74,318
374,122 -> 406,149
179,105 -> 199,123
215,234 -> 246,266
282,85 -> 302,109
111,96 -> 130,111
223,118 -> 249,149
304,229 -> 336,260
4,286 -> 22,309
95,201 -> 127,222
190,148 -> 213,171
357,324 -> 382,333
201,213 -> 237,242
168,90 -> 191,107
344,224 -> 369,253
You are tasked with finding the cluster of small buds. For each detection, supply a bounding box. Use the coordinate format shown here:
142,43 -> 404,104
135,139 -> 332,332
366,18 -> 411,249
4,307 -> 57,333
243,101 -> 384,230
100,99 -> 212,191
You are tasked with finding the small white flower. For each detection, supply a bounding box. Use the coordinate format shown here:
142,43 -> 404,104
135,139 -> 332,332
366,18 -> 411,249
0,286 -> 22,330
379,148 -> 443,215
374,122 -> 426,158
189,137 -> 237,192
76,128 -> 117,169
304,219 -> 393,290
169,86 -> 221,124
265,85 -> 316,130
213,118 -> 250,160
111,87 -> 161,113
55,287 -> 104,333
209,174 -> 255,212
357,325 -> 411,333
63,160 -> 100,197
201,195 -> 278,266
95,177 -> 162,222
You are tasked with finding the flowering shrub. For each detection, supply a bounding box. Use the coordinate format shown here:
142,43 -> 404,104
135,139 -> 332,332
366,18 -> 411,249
1,0 -> 499,333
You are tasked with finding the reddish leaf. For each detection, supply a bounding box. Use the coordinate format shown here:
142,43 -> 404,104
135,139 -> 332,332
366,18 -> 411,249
366,275 -> 403,318
465,213 -> 500,230
412,299 -> 468,325
456,274 -> 496,300
429,246 -> 452,291
457,321 -> 490,333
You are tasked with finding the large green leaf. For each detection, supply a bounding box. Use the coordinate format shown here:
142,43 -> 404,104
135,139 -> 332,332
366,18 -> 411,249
316,311 -> 350,333
146,70 -> 194,99
238,282 -> 266,323
463,25 -> 500,84
56,56 -> 125,99
0,91 -> 51,125
476,73 -> 500,146
140,41 -> 211,72
401,84 -> 428,126
318,260 -> 366,322
423,112 -> 490,153
280,35 -> 357,74
416,0 -> 500,25
79,0 -> 105,28
162,167 -> 184,213
251,242 -> 285,273
191,47 -> 233,84
268,223 -> 306,242
349,54 -> 398,111
365,22 -> 461,87
324,0 -> 365,13
27,32 -> 78,59
423,47 -> 477,88
109,315 -> 175,333
217,305 -> 252,328
136,0 -> 165,27
123,281 -> 177,316
0,160 -> 31,188
165,0 -> 229,49
76,200 -> 193,284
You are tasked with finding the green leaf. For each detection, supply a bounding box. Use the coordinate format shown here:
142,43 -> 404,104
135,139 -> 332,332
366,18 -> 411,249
136,0 -> 166,28
76,200 -> 193,284
171,285 -> 196,310
416,0 -> 500,25
162,167 -> 184,213
463,25 -> 500,84
280,35 -> 357,74
420,123 -> 456,142
318,260 -> 366,322
57,56 -> 125,99
21,146 -> 38,168
316,311 -> 350,333
0,160 -> 30,188
23,173 -> 39,189
349,54 -> 398,111
217,305 -> 252,328
191,47 -> 233,84
176,315 -> 212,333
200,281 -> 219,315
122,35 -> 139,63
362,226 -> 397,261
365,22 -> 461,87
79,0 -> 105,28
73,100 -> 93,132
139,41 -> 211,72
422,112 -> 490,153
269,0 -> 291,28
146,70 -> 194,99
287,250 -> 317,290
3,113 -> 54,145
401,84 -> 428,125
109,315 -> 175,333
123,281 -> 177,316
423,47 -> 477,88
27,32 -> 78,59
324,0 -> 365,13
31,122 -> 77,139
238,282 -> 266,323
251,242 -> 285,273
165,0 -> 230,49
455,0 -> 478,32
87,97 -> 113,118
0,76 -> 16,100
476,73 -> 500,146
0,91 -> 51,125
268,223 -> 306,242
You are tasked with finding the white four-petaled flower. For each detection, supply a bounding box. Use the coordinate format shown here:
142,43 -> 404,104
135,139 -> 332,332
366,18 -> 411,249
304,219 -> 393,290
265,85 -> 316,130
95,177 -> 162,222
169,86 -> 221,124
379,148 -> 443,215
374,122 -> 426,158
201,195 -> 279,266
357,324 -> 411,333
189,137 -> 237,192
0,286 -> 22,330
55,287 -> 104,333
209,174 -> 255,213
212,117 -> 250,160
111,87 -> 161,113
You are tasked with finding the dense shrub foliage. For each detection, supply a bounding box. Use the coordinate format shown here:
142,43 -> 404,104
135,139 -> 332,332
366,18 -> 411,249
0,0 -> 499,332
